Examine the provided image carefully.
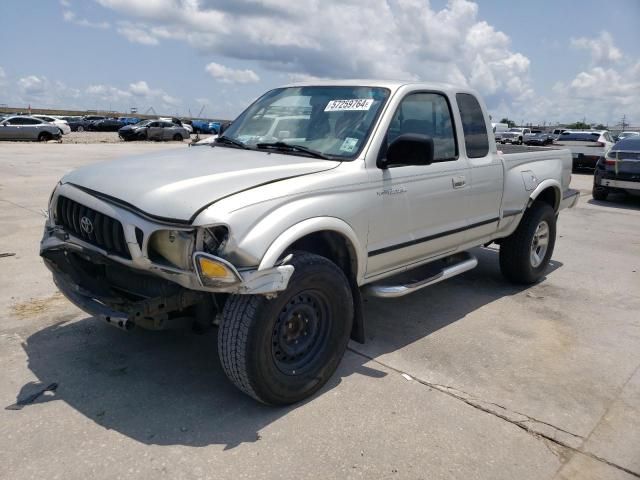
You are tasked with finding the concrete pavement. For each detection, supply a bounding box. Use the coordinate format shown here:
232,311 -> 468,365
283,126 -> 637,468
1,144 -> 638,479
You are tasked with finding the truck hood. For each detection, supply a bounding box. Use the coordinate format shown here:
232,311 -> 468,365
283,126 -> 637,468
62,146 -> 339,223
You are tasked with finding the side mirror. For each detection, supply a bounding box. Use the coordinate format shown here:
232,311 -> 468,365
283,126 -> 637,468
379,133 -> 434,169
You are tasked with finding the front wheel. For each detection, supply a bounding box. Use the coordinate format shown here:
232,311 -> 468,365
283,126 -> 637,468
173,133 -> 183,141
499,202 -> 556,284
218,253 -> 354,405
77,126 -> 84,132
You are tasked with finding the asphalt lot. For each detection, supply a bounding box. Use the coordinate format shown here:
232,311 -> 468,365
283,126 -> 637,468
1,143 -> 639,480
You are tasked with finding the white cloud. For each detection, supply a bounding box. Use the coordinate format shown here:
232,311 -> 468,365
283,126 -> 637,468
128,80 -> 161,96
98,0 -> 532,100
18,75 -> 48,97
571,31 -> 622,66
63,9 -> 110,29
205,63 -> 260,84
116,21 -> 159,45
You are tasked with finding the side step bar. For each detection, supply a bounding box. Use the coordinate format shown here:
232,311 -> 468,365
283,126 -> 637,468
363,252 -> 478,298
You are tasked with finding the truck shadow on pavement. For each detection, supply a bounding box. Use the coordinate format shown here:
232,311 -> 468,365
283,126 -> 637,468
18,247 -> 561,449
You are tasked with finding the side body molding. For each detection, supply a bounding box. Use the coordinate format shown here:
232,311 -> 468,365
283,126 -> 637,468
258,217 -> 367,284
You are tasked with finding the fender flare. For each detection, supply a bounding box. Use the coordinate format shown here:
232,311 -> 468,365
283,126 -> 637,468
528,179 -> 562,212
258,217 -> 367,284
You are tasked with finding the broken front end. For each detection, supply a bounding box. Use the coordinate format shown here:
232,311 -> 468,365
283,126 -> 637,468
40,184 -> 294,331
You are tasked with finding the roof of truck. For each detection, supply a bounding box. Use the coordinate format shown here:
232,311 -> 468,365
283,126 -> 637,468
282,79 -> 459,91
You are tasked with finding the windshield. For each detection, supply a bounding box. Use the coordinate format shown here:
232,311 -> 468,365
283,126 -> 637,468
135,120 -> 153,127
507,128 -> 521,132
221,86 -> 390,159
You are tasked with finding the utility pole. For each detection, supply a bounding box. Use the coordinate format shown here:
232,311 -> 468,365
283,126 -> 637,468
621,114 -> 628,130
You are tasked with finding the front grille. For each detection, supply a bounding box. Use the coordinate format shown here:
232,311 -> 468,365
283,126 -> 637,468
56,196 -> 131,259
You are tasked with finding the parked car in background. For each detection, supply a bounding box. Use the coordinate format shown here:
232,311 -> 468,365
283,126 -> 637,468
33,115 -> 71,135
117,117 -> 141,125
119,120 -> 190,141
159,117 -> 193,134
551,128 -> 567,141
191,119 -> 219,134
593,137 -> 640,200
492,122 -> 508,142
617,131 -> 639,140
60,116 -> 85,131
554,130 -> 615,170
524,132 -> 554,146
499,127 -> 531,145
0,116 -> 62,141
88,118 -> 125,132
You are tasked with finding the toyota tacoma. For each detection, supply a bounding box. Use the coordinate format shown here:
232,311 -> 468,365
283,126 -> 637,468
40,80 -> 579,405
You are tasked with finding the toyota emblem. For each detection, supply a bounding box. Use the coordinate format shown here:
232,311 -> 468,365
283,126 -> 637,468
80,216 -> 93,234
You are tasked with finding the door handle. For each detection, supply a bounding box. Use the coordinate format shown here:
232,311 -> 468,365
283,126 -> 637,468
452,175 -> 466,189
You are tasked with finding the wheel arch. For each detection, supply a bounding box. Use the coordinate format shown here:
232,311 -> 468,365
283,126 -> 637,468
528,180 -> 561,212
258,217 -> 366,285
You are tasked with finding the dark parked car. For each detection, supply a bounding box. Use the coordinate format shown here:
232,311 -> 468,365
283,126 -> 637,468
593,137 -> 640,201
524,132 -> 554,146
62,115 -> 106,132
88,118 -> 125,132
119,120 -> 190,141
117,117 -> 141,125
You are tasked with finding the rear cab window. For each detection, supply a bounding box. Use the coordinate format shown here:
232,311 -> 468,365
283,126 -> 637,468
455,93 -> 489,158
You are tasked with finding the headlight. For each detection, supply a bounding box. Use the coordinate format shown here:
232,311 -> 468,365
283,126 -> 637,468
148,230 -> 194,269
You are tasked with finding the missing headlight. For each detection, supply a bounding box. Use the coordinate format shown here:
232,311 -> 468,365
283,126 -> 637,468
202,226 -> 229,255
148,230 -> 195,269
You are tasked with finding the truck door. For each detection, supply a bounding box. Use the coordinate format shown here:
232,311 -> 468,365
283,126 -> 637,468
366,91 -> 470,277
454,93 -> 503,244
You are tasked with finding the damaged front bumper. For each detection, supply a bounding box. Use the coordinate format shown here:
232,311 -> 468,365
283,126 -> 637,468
41,183 -> 294,296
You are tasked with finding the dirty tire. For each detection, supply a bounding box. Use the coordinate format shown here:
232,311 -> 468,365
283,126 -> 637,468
499,202 -> 556,284
592,185 -> 608,201
77,125 -> 84,132
218,253 -> 354,405
37,132 -> 51,142
173,133 -> 183,141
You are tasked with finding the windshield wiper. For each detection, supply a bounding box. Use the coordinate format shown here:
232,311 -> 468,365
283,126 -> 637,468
214,135 -> 250,149
255,141 -> 330,159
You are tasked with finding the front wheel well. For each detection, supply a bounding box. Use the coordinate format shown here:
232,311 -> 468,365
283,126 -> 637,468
286,231 -> 357,281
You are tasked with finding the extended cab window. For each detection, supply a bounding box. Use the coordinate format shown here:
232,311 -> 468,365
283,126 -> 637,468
387,92 -> 457,161
456,93 -> 489,158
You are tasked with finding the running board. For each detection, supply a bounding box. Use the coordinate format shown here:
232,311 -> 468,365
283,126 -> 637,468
363,252 -> 478,298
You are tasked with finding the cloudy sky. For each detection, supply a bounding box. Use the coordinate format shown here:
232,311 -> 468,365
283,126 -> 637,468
0,0 -> 638,125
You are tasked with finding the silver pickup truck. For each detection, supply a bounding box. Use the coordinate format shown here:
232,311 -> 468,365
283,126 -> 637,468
40,80 -> 579,405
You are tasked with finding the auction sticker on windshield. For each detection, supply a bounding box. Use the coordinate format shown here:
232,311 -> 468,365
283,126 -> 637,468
325,99 -> 373,112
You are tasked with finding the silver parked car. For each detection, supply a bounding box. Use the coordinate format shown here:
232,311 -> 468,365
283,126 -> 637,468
118,120 -> 190,141
0,116 -> 62,141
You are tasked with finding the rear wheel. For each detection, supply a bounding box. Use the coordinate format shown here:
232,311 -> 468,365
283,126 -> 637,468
77,126 -> 84,132
499,202 -> 556,284
218,253 -> 353,405
37,132 -> 52,142
173,133 -> 183,141
592,185 -> 609,201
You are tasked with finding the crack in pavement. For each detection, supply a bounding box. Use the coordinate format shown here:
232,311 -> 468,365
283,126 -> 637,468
347,347 -> 640,479
0,197 -> 46,217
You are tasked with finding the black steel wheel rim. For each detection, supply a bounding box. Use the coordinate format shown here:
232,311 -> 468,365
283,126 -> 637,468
271,290 -> 331,376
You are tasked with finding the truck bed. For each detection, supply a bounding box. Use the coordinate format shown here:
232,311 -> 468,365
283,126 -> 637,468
498,144 -> 563,154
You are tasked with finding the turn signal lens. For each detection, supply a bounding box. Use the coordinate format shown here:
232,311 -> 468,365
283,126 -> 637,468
199,258 -> 229,278
194,254 -> 241,286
